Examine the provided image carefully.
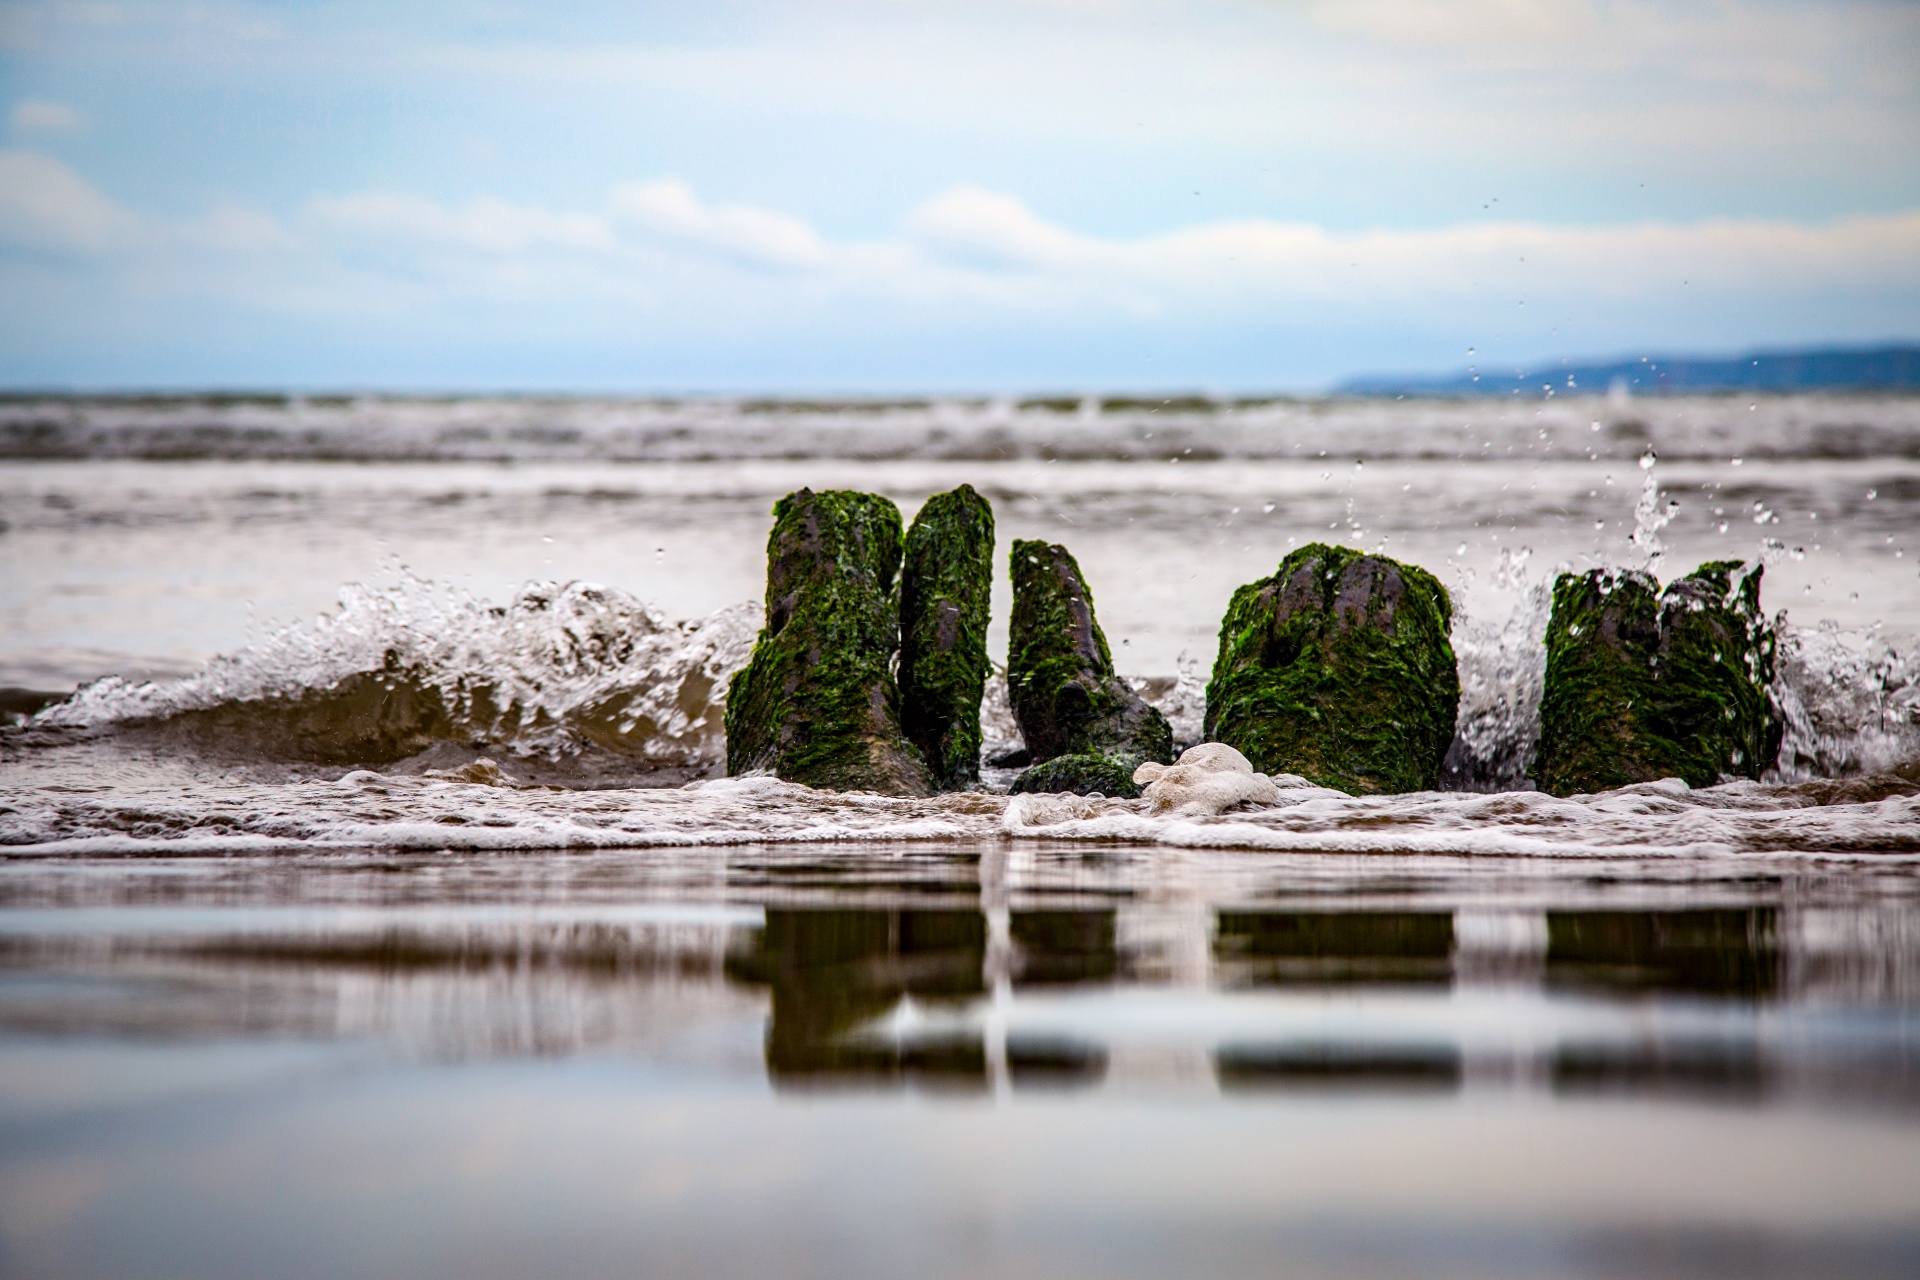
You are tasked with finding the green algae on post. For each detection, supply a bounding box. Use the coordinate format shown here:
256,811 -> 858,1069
725,488 -> 932,796
1006,540 -> 1172,785
1204,543 -> 1459,795
898,485 -> 995,791
1537,561 -> 1779,796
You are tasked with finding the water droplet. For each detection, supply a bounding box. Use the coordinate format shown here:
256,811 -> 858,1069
1639,449 -> 1657,470
1262,502 -> 1275,513
1455,544 -> 1467,556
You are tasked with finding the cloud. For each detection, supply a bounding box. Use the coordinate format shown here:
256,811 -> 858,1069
906,186 -> 1091,271
611,180 -> 828,270
9,99 -> 83,134
890,186 -> 1920,313
248,179 -> 1920,343
6,163 -> 1919,385
0,150 -> 136,253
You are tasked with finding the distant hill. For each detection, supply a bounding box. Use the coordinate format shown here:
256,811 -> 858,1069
1339,344 -> 1920,397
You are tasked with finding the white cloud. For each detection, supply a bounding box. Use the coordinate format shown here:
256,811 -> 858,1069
610,180 -> 828,270
7,162 -> 1918,381
0,150 -> 136,253
247,177 -> 1920,333
906,186 -> 1092,271
9,99 -> 83,133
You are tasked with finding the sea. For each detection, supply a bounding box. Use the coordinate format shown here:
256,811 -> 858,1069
2,391 -> 1918,1278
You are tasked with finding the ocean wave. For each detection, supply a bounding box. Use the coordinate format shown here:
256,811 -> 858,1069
1772,624 -> 1920,781
3,768 -> 1915,859
5,393 -> 1918,464
29,575 -> 759,770
10,562 -> 1918,803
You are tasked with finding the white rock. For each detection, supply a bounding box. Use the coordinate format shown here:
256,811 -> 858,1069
1133,742 -> 1255,783
1133,743 -> 1279,815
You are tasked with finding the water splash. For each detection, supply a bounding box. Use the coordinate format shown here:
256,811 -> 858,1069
34,574 -> 760,769
1629,448 -> 1679,572
1156,652 -> 1209,747
14,562 -> 1920,794
1443,547 -> 1551,791
1771,623 -> 1920,782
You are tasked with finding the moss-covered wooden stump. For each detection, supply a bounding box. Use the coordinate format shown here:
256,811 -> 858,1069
899,485 -> 995,791
1537,560 -> 1778,795
1008,750 -> 1143,798
725,488 -> 932,795
1204,543 -> 1459,795
1006,540 -> 1172,784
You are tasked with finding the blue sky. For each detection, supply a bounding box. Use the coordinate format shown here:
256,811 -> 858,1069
2,0 -> 1918,391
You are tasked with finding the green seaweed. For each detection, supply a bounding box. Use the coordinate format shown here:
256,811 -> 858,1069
1204,543 -> 1459,795
1537,561 -> 1778,795
725,488 -> 931,795
1006,539 -> 1172,766
898,485 -> 995,791
1008,750 -> 1144,798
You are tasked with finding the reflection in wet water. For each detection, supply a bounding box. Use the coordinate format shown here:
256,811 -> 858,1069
2,847 -> 1920,1278
1214,910 -> 1456,987
1546,909 -> 1780,1000
727,909 -> 987,1087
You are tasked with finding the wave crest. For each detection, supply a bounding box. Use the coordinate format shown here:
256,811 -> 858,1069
34,575 -> 760,769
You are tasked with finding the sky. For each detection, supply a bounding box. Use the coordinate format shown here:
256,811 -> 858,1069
1,0 -> 1917,392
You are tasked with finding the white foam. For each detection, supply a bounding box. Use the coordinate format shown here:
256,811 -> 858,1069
33,576 -> 761,768
4,756 -> 1916,859
8,392 -> 1919,465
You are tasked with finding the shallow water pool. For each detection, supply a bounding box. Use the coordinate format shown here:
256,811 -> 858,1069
2,845 -> 1918,1279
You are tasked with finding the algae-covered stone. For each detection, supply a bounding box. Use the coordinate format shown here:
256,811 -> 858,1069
1009,750 -> 1143,798
1535,569 -> 1659,794
1537,560 -> 1778,795
1657,561 -> 1780,781
1203,543 -> 1459,795
899,485 -> 995,790
1006,539 -> 1172,768
725,488 -> 932,795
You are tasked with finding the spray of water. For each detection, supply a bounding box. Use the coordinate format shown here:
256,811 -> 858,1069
1770,623 -> 1920,781
1443,547 -> 1551,791
35,572 -> 761,768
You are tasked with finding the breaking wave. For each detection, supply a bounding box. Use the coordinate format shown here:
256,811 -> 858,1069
30,574 -> 760,773
6,392 -> 1918,464
3,767 -> 1916,860
3,555 -> 1917,858
15,564 -> 1920,792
